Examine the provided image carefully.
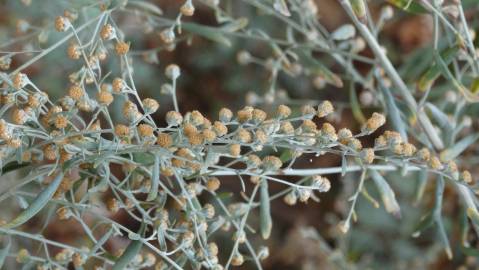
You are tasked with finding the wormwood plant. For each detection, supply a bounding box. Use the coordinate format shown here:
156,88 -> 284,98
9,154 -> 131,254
0,0 -> 478,269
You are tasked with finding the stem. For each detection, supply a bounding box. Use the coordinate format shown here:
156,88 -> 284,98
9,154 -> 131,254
338,0 -> 444,150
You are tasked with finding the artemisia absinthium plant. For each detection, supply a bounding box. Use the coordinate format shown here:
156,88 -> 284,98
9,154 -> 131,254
0,0 -> 478,269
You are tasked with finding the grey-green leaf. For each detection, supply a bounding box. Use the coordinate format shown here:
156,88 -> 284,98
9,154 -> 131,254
112,224 -> 145,270
147,154 -> 160,201
1,172 -> 64,229
259,179 -> 272,239
370,170 -> 401,218
380,80 -> 408,141
440,134 -> 479,161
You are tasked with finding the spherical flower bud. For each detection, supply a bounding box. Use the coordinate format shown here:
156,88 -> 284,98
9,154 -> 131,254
203,203 -> 215,218
276,104 -> 292,119
112,77 -> 125,93
183,123 -> 197,137
362,112 -> 386,134
67,43 -> 81,59
54,115 -> 69,129
429,156 -> 443,170
229,144 -> 241,157
236,128 -> 252,143
213,121 -> 228,136
202,129 -> 217,142
43,144 -> 57,160
338,128 -> 353,144
188,132 -> 204,145
206,177 -> 220,192
262,155 -> 282,171
100,23 -> 115,40
237,107 -> 253,123
280,121 -> 294,135
180,1 -> 195,16
237,50 -> 252,65
301,119 -> 317,132
97,90 -> 114,106
12,108 -> 28,125
320,122 -> 337,141
347,138 -> 363,151
219,107 -> 233,122
138,124 -> 154,137
165,111 -> 183,126
252,108 -> 267,123
284,191 -> 297,205
190,110 -> 205,126
403,143 -> 417,156
298,189 -> 311,202
312,175 -> 331,192
55,16 -> 70,32
142,98 -> 159,113
374,135 -> 387,148
317,100 -> 334,118
115,124 -> 130,137
68,84 -> 84,101
107,197 -> 119,213
358,148 -> 374,164
157,133 -> 173,148
115,41 -> 130,55
123,101 -> 141,122
160,28 -> 175,43
246,154 -> 262,168
165,64 -> 180,80
417,147 -> 431,161
231,253 -> 244,266
301,104 -> 316,117
13,73 -> 28,90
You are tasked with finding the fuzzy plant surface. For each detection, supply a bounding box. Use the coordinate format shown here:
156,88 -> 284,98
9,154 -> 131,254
0,0 -> 478,269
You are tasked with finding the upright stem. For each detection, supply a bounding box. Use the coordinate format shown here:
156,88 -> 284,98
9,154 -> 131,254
338,0 -> 444,150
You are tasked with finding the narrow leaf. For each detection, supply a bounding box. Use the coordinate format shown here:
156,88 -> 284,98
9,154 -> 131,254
112,224 -> 145,270
296,50 -> 343,88
417,46 -> 458,91
380,81 -> 408,140
1,172 -> 64,229
182,22 -> 231,47
440,134 -> 479,161
370,170 -> 401,218
349,85 -> 366,124
147,154 -> 160,201
259,179 -> 272,239
220,18 -> 248,32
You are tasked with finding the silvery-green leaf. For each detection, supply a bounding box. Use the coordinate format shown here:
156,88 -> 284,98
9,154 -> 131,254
260,179 -> 272,239
1,172 -> 64,229
147,154 -> 160,201
370,170 -> 401,218
379,79 -> 408,140
440,134 -> 479,161
113,225 -> 145,270
221,18 -> 249,32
